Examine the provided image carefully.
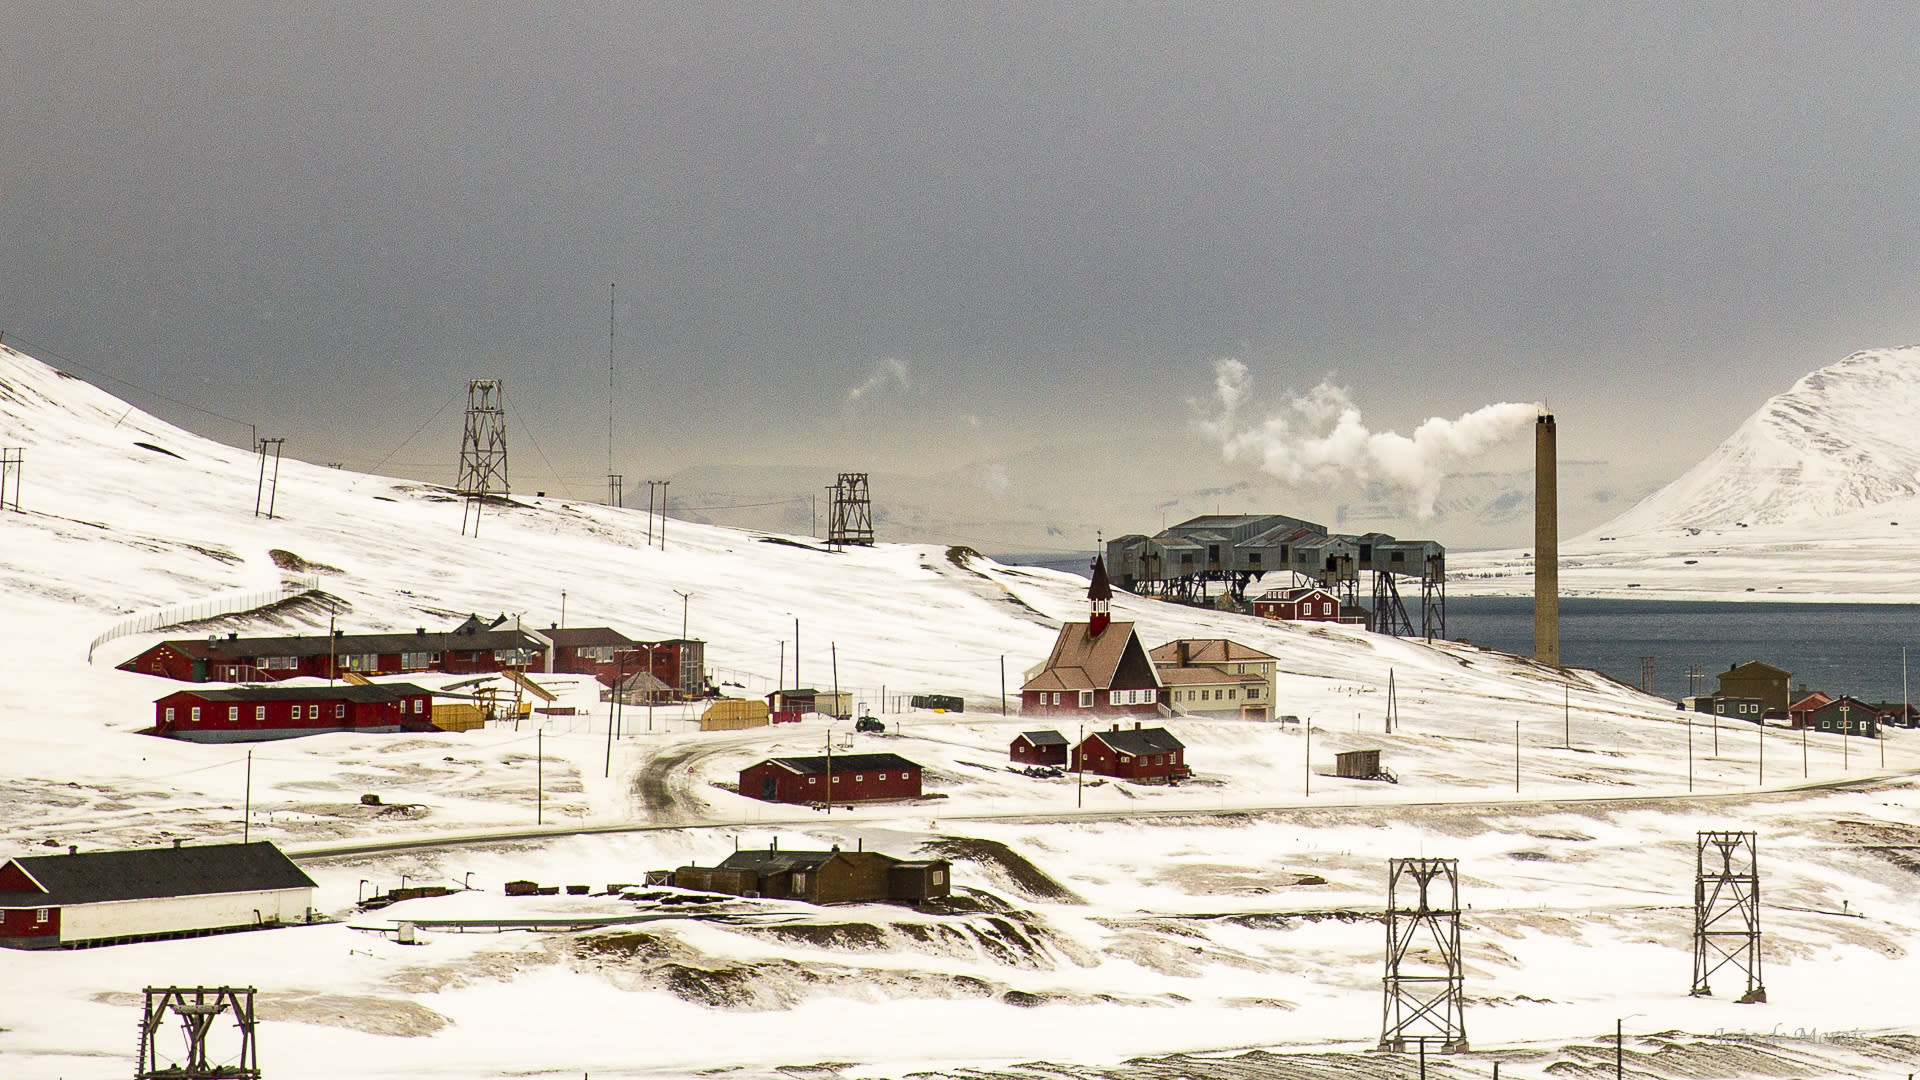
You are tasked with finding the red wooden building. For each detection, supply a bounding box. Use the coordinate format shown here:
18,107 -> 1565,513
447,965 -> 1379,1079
1252,586 -> 1345,623
1072,722 -> 1189,782
121,623 -> 551,683
738,753 -> 923,804
1010,730 -> 1069,766
154,683 -> 434,742
543,626 -> 638,679
1021,556 -> 1164,717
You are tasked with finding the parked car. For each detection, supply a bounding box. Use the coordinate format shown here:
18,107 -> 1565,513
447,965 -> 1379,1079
854,715 -> 885,733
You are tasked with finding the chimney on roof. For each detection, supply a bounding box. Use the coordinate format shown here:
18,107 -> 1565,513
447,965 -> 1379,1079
67,845 -> 76,855
173,838 -> 183,848
831,843 -> 840,853
228,632 -> 238,640
1111,722 -> 1118,732
1135,720 -> 1141,730
857,838 -> 863,852
771,837 -> 778,852
1176,641 -> 1188,667
334,629 -> 344,638
416,627 -> 425,635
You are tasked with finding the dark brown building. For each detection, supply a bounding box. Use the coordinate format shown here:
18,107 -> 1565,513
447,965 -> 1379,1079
738,753 -> 923,804
1717,661 -> 1792,715
668,843 -> 950,904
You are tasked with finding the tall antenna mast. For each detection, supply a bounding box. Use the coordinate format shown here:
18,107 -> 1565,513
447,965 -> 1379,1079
606,282 -> 622,508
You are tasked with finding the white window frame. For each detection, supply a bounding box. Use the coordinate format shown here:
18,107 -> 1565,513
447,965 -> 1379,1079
1079,690 -> 1094,708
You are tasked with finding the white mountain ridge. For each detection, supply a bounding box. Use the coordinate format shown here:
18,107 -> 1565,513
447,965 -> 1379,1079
1452,346 -> 1920,600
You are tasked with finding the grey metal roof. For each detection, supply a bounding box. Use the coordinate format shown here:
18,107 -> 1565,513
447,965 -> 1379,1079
143,628 -> 545,662
543,627 -> 637,649
1017,730 -> 1069,746
0,841 -> 316,908
160,683 -> 429,703
1090,727 -> 1186,755
712,849 -> 843,874
762,753 -> 921,775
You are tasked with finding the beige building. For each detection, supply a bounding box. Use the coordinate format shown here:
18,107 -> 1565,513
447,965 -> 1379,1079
1150,639 -> 1278,720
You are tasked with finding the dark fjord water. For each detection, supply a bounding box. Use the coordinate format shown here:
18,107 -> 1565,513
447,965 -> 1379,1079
991,555 -> 1920,705
1447,597 -> 1920,705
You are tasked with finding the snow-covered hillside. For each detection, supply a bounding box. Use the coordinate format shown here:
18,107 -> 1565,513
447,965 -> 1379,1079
1454,347 -> 1920,600
7,340 -> 1920,1080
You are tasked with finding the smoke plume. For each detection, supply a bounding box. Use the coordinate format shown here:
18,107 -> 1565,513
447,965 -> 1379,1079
1198,358 -> 1538,518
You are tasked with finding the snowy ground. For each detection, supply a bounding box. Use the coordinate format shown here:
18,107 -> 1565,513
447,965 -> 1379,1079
6,342 -> 1920,1078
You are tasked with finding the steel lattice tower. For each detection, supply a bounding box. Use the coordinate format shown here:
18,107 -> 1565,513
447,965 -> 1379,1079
135,986 -> 260,1080
456,379 -> 509,535
1380,857 -> 1469,1053
1692,830 -> 1766,1002
827,472 -> 874,549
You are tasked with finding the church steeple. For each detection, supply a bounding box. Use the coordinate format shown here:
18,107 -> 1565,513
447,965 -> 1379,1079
1088,554 -> 1112,637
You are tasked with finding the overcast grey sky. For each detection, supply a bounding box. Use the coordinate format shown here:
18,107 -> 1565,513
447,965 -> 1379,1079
5,3 -> 1919,551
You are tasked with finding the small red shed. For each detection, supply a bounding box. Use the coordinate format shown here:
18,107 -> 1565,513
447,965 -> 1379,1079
739,753 -> 924,804
1010,730 -> 1069,766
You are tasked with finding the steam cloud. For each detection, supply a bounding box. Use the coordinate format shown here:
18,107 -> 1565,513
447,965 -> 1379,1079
1199,358 -> 1538,518
848,357 -> 910,402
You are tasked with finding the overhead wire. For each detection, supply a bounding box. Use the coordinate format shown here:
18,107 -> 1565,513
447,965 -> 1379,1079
2,333 -> 255,434
500,385 -> 582,501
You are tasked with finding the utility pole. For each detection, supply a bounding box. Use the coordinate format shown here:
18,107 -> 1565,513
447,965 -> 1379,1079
674,590 -> 692,641
607,282 -> 620,507
253,437 -> 284,519
1514,720 -> 1520,793
831,642 -> 840,720
1076,722 -> 1084,808
1,447 -> 24,512
1000,655 -> 1007,715
537,729 -> 544,825
243,749 -> 253,843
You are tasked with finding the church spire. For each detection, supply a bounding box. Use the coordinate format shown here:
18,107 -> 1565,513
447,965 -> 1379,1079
1088,554 -> 1112,637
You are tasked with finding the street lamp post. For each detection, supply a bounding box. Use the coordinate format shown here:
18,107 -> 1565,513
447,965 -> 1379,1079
673,589 -> 692,641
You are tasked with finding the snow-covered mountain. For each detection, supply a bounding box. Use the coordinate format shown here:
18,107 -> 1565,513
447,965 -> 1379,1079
1451,347 -> 1920,600
1598,347 -> 1920,535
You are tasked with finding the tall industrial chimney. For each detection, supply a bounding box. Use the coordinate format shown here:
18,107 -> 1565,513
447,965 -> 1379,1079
1534,412 -> 1559,666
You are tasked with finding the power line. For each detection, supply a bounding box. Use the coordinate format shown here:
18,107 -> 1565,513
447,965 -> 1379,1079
3,333 -> 254,434
352,387 -> 464,487
500,385 -> 580,502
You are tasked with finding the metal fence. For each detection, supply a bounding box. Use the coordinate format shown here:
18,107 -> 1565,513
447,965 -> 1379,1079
87,576 -> 323,662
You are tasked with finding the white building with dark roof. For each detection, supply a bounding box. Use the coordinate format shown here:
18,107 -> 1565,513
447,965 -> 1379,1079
0,841 -> 316,949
